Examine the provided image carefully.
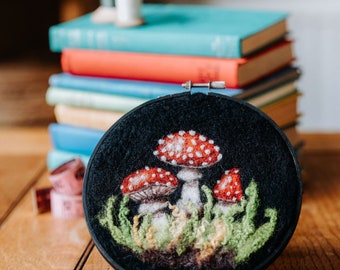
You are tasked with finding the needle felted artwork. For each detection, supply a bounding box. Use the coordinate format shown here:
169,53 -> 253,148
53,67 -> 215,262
83,91 -> 302,270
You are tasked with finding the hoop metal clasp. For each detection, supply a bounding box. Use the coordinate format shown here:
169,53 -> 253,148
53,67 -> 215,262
182,81 -> 226,95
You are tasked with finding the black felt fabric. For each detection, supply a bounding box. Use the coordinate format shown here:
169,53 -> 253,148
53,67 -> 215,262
83,92 -> 302,270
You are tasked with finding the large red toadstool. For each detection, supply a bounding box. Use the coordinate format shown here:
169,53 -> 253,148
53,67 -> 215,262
120,166 -> 178,215
153,130 -> 222,213
213,168 -> 243,213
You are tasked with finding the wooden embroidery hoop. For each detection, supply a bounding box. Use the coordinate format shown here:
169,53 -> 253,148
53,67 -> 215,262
83,86 -> 302,270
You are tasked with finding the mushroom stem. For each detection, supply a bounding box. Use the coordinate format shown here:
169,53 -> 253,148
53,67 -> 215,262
214,201 -> 233,215
138,200 -> 168,215
139,201 -> 170,236
176,167 -> 203,213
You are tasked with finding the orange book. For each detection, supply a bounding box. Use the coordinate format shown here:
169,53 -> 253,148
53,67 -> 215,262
61,40 -> 294,88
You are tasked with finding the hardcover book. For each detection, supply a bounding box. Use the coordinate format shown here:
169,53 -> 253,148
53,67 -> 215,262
45,86 -> 149,112
47,148 -> 90,170
48,73 -> 242,99
48,123 -> 104,156
261,91 -> 301,127
49,67 -> 300,104
60,40 -> 294,88
49,4 -> 288,58
54,104 -> 125,131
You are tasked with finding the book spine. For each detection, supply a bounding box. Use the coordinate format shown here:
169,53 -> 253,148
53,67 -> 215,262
46,86 -> 148,112
49,73 -> 186,98
48,17 -> 241,58
60,40 -> 292,88
61,49 -> 240,87
261,92 -> 300,127
54,104 -> 124,131
48,123 -> 105,156
49,73 -> 242,98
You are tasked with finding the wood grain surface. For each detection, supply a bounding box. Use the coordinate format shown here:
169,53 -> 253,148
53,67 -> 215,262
0,128 -> 339,269
0,56 -> 60,126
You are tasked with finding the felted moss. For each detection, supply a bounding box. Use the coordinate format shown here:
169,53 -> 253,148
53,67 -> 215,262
97,180 -> 277,268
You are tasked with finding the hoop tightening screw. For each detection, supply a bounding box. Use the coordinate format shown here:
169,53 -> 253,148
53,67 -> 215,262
182,81 -> 226,91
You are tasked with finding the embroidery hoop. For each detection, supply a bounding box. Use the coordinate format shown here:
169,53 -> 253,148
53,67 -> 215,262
83,86 -> 302,270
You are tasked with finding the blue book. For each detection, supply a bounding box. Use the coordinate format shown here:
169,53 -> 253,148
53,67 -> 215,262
49,4 -> 288,58
47,149 -> 91,170
48,123 -> 105,156
48,73 -> 242,99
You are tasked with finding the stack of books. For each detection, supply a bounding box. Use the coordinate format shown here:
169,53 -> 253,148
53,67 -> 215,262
45,4 -> 303,170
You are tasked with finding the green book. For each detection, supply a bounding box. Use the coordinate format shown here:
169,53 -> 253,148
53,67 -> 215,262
45,86 -> 148,112
49,4 -> 288,58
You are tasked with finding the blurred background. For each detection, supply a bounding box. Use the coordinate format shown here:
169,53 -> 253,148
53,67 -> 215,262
1,0 -> 339,133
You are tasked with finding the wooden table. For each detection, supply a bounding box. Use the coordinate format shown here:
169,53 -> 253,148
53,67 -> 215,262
0,127 -> 339,269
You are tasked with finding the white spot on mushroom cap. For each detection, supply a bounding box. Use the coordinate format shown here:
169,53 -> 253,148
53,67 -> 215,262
196,151 -> 203,157
199,135 -> 206,141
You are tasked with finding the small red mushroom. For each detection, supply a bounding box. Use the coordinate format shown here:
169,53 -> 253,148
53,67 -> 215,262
213,168 -> 243,213
153,130 -> 222,213
120,166 -> 178,215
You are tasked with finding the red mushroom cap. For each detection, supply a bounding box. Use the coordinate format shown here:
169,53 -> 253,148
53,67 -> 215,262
153,130 -> 222,168
120,167 -> 178,202
213,168 -> 243,203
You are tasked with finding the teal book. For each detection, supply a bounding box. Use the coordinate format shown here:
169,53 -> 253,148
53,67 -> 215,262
45,85 -> 241,113
49,4 -> 288,58
48,123 -> 105,156
48,74 -> 242,99
47,149 -> 90,170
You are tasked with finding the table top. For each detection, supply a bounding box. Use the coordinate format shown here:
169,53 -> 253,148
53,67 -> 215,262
0,127 -> 339,269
